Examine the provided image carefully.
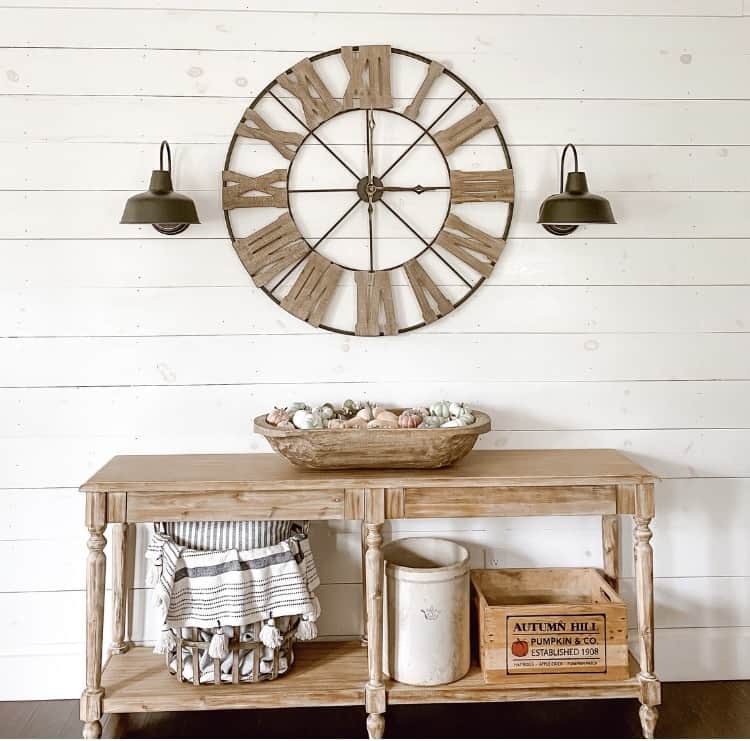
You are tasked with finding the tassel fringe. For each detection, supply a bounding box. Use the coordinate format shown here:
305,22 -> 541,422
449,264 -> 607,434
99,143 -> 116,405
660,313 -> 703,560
259,618 -> 283,648
153,627 -> 175,655
295,617 -> 318,641
208,625 -> 229,659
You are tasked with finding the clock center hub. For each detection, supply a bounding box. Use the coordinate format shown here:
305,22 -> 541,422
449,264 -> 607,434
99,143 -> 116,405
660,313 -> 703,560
356,175 -> 384,203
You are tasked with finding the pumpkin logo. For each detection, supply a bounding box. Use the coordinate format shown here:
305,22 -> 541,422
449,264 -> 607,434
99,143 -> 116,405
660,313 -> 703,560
421,606 -> 440,621
511,639 -> 529,657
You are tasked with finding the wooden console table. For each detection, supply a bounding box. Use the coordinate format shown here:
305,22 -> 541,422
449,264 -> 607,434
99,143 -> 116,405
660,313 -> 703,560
79,449 -> 660,739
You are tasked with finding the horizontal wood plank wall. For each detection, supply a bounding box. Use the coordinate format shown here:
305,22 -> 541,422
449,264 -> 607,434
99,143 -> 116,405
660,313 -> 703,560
1,0 -> 749,699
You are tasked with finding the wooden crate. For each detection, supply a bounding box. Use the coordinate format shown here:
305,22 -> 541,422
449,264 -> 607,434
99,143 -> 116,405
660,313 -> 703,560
471,568 -> 629,684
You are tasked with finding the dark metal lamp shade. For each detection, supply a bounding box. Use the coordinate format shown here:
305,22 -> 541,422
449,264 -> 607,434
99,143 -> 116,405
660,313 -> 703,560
537,144 -> 616,236
120,141 -> 200,235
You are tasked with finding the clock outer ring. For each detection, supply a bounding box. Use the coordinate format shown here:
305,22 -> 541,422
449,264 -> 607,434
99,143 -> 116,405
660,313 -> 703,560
222,46 -> 515,336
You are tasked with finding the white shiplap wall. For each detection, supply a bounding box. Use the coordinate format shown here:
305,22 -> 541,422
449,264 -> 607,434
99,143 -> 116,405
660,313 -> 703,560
2,1 -> 750,700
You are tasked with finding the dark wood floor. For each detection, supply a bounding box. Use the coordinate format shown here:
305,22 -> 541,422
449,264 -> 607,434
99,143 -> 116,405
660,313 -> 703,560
2,681 -> 749,738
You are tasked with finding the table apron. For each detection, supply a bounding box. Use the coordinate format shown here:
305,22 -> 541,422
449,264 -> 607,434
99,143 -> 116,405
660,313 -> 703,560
400,485 -> 620,518
123,488 -> 351,522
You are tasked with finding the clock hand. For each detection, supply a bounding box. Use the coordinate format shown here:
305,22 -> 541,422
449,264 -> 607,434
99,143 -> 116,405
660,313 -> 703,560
366,108 -> 376,271
378,184 -> 450,195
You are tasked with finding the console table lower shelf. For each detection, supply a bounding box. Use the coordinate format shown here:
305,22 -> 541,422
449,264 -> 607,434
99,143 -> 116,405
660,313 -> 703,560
101,642 -> 646,713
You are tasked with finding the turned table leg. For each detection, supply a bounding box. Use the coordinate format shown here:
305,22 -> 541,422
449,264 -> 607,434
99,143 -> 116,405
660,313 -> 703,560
110,523 -> 130,655
80,492 -> 107,739
634,483 -> 661,738
602,514 -> 619,590
364,488 -> 386,739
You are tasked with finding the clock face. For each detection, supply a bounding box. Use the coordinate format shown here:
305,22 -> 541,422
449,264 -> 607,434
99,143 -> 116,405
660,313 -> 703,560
223,46 -> 514,336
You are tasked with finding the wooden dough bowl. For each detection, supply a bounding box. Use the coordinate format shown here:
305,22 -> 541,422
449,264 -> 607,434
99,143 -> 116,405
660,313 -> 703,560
254,411 -> 491,470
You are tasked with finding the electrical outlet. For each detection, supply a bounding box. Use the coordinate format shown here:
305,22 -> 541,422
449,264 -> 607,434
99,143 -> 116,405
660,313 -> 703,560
484,549 -> 503,569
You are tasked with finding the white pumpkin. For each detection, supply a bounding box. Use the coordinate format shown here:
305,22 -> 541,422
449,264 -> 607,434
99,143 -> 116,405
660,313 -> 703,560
292,409 -> 323,429
430,400 -> 451,418
441,419 -> 467,428
458,412 -> 476,425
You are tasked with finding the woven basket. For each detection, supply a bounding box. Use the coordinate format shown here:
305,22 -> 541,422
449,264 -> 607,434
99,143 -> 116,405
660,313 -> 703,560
166,622 -> 297,685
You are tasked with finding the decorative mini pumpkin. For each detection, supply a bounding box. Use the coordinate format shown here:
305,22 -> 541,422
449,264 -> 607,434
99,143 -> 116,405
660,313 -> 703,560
375,410 -> 399,423
398,410 -> 423,429
449,401 -> 469,418
341,399 -> 361,419
356,404 -> 374,421
419,415 -> 443,429
458,412 -> 476,425
266,407 -> 290,426
430,400 -> 451,419
287,402 -> 308,414
276,420 -> 295,430
292,409 -> 324,430
314,403 -> 335,421
441,418 -> 466,428
343,416 -> 368,429
368,418 -> 398,429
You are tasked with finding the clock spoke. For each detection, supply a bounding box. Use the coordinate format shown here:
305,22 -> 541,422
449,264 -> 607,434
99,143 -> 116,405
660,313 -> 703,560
269,90 -> 361,181
379,90 -> 466,179
378,197 -> 430,246
269,197 -> 362,294
287,187 -> 359,194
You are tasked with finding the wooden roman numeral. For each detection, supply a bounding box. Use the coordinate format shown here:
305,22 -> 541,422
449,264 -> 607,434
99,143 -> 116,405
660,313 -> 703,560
433,103 -> 497,156
450,169 -> 514,204
276,58 -> 341,129
222,169 -> 287,209
233,212 -> 309,288
355,270 -> 398,336
342,45 -> 393,109
404,259 -> 454,324
435,213 -> 505,277
235,107 -> 304,161
404,61 -> 444,120
281,252 -> 342,327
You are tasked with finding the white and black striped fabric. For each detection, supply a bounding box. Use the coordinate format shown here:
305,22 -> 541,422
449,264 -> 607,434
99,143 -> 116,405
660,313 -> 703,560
146,524 -> 320,630
154,520 -> 299,551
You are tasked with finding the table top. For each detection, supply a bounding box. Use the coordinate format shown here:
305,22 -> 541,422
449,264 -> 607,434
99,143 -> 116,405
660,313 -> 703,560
80,449 -> 655,492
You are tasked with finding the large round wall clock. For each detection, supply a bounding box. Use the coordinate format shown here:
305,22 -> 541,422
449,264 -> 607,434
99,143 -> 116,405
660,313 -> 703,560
222,46 -> 514,336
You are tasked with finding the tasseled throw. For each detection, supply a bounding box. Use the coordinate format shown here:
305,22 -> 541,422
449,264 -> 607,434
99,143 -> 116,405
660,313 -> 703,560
307,594 -> 322,621
259,618 -> 283,648
153,627 -> 175,655
295,617 -> 318,641
208,625 -> 229,659
145,558 -> 160,588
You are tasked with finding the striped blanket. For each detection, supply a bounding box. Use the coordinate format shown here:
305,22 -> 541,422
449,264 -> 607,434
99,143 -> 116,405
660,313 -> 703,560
146,525 -> 320,631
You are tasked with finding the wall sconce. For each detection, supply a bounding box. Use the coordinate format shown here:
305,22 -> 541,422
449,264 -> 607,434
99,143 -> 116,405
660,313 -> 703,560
537,143 -> 616,236
120,141 -> 200,235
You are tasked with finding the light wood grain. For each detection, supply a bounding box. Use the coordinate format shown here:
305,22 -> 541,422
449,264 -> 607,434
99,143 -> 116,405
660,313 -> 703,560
403,60 -> 443,120
633,483 -> 660,737
235,107 -> 303,160
434,213 -> 505,278
254,412 -> 490,470
109,523 -> 129,655
450,170 -> 514,204
472,568 -> 629,684
275,57 -> 340,128
80,491 -> 106,739
403,486 -> 617,518
232,212 -> 309,289
126,489 -> 347,522
341,45 -> 392,109
602,514 -> 620,588
280,253 -> 342,328
434,104 -> 497,156
80,450 -> 655,494
222,169 -> 287,209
